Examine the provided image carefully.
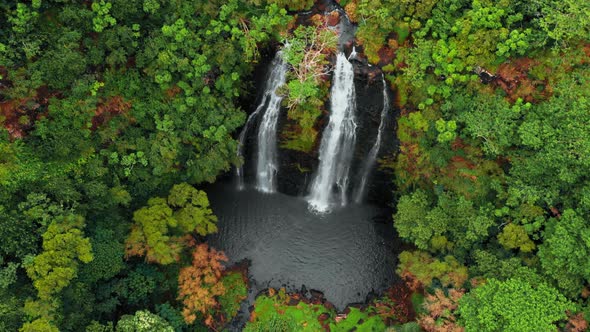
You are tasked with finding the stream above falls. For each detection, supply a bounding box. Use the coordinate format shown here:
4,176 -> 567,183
207,181 -> 400,313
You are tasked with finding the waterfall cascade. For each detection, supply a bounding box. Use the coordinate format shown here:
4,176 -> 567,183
236,53 -> 287,191
354,75 -> 390,203
307,53 -> 358,212
237,48 -> 392,210
348,46 -> 357,61
256,53 -> 287,193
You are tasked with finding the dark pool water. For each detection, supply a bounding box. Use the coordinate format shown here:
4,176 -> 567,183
207,181 -> 400,316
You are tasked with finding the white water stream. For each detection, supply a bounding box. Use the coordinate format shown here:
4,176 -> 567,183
256,54 -> 287,193
354,75 -> 390,203
236,53 -> 287,191
307,53 -> 357,212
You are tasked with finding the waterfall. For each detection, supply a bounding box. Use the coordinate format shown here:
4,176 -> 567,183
235,52 -> 286,191
354,75 -> 390,203
348,46 -> 357,61
307,53 -> 357,212
256,54 -> 287,193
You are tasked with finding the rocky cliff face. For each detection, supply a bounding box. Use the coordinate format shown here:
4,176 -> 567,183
238,0 -> 399,206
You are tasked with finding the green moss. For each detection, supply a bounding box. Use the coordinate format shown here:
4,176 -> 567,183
410,293 -> 425,316
281,126 -> 318,153
244,294 -> 333,332
280,86 -> 324,153
246,292 -> 400,331
391,322 -> 422,332
295,163 -> 311,173
329,308 -> 386,331
218,272 -> 248,321
393,22 -> 411,44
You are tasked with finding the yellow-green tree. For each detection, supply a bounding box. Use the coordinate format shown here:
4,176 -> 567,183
22,214 -> 93,331
26,214 -> 93,301
125,183 -> 217,265
458,278 -> 572,332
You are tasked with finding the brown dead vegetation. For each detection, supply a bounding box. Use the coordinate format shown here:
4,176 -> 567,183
494,58 -> 547,103
0,77 -> 56,139
91,96 -> 132,130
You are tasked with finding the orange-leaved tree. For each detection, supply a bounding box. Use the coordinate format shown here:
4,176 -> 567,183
418,288 -> 465,332
178,243 -> 227,326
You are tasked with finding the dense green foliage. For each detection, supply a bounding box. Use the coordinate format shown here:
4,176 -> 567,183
280,24 -> 337,152
343,0 -> 590,330
2,0 -> 590,330
458,278 -> 573,332
0,0 -> 296,330
125,183 -> 218,265
115,310 -> 175,332
245,293 -> 332,331
218,272 -> 249,321
244,290 -> 399,331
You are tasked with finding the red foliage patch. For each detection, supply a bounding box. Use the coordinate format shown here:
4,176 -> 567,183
317,312 -> 331,330
418,288 -> 465,332
494,58 -> 546,103
378,46 -> 396,67
379,283 -> 417,324
566,312 -> 588,332
398,141 -> 432,182
165,85 -> 182,98
449,156 -> 476,171
91,96 -> 132,130
0,82 -> 56,139
580,44 -> 590,66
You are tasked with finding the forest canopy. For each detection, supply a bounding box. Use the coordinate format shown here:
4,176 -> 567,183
1,0 -> 590,331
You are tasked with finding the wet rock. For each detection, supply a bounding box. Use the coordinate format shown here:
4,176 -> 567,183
474,66 -> 496,84
238,0 -> 398,206
310,289 -> 325,302
301,284 -> 308,297
365,290 -> 379,303
272,59 -> 398,205
324,301 -> 336,311
276,145 -> 316,196
318,312 -> 331,323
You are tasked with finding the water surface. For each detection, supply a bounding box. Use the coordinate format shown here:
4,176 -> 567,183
207,181 -> 399,312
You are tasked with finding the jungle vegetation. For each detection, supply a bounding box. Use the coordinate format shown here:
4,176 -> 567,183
1,0 -> 589,331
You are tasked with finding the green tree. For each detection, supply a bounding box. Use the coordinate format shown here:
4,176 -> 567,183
79,228 -> 125,284
20,215 -> 93,331
394,190 -> 433,250
508,70 -> 590,209
458,278 -> 572,332
455,94 -> 526,157
497,223 -> 535,253
25,214 -> 93,300
0,258 -> 27,332
218,272 -> 248,321
125,183 -> 217,265
469,250 -> 544,285
537,209 -> 590,296
397,250 -> 468,288
395,190 -> 495,256
539,0 -> 590,47
116,310 -> 174,332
